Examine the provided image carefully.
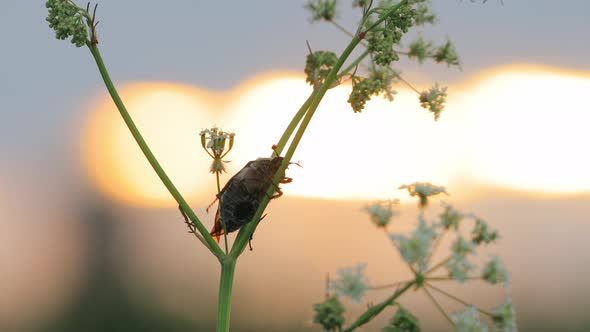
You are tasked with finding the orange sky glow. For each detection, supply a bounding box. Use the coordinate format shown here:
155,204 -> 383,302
81,65 -> 590,207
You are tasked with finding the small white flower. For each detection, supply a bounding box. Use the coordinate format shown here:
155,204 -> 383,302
482,256 -> 510,286
329,263 -> 369,303
452,306 -> 488,332
399,182 -> 447,207
471,218 -> 498,245
390,216 -> 436,271
452,236 -> 475,257
446,255 -> 474,283
364,199 -> 399,228
419,83 -> 448,121
199,126 -> 235,174
440,204 -> 463,230
492,297 -> 517,332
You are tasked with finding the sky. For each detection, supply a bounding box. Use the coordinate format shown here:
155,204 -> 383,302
1,1 -> 590,331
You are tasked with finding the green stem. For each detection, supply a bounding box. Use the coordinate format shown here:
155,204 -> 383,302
342,281 -> 415,332
86,44 -> 224,258
425,255 -> 452,275
425,282 -> 495,318
426,276 -> 483,282
395,73 -> 421,94
338,49 -> 370,78
426,228 -> 447,267
216,172 -> 229,254
423,286 -> 454,326
230,0 -> 409,259
231,35 -> 362,258
216,257 -> 236,332
330,20 -> 356,39
368,279 -> 412,290
273,92 -> 316,155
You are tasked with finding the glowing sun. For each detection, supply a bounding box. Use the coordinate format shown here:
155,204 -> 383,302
82,67 -> 590,207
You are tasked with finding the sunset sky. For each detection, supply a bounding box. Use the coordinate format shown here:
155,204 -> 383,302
2,1 -> 590,331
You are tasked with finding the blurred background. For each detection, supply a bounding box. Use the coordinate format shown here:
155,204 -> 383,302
2,1 -> 590,331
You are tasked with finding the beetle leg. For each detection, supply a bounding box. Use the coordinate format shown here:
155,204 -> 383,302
178,205 -> 200,238
281,177 -> 292,184
271,187 -> 283,199
264,181 -> 282,199
206,196 -> 219,213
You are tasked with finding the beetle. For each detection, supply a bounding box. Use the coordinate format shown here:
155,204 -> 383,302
210,156 -> 292,243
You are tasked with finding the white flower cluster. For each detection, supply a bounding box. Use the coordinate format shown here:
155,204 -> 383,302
199,126 -> 235,174
452,306 -> 488,332
329,263 -> 369,303
390,217 -> 436,271
399,182 -> 447,207
199,126 -> 235,155
419,83 -> 448,121
364,199 -> 399,228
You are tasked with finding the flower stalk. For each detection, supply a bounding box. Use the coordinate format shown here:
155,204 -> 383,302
86,43 -> 224,258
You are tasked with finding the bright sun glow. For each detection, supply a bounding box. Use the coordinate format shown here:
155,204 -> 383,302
456,66 -> 590,194
82,66 -> 590,207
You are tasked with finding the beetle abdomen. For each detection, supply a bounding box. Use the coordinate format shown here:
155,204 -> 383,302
210,157 -> 284,241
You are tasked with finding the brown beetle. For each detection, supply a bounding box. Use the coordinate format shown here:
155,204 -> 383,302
210,156 -> 292,242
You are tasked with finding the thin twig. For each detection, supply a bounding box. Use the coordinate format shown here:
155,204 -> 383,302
423,286 -> 454,326
395,73 -> 421,94
426,275 -> 484,282
425,256 -> 452,275
369,279 -> 413,291
426,282 -> 495,317
216,172 -> 229,254
426,228 -> 447,266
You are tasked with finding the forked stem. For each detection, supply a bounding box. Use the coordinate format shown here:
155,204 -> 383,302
86,43 -> 224,258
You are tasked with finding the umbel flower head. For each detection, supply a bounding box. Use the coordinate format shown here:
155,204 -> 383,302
493,298 -> 517,332
399,182 -> 447,207
199,127 -> 235,174
452,306 -> 488,332
390,216 -> 436,271
419,83 -> 448,121
440,204 -> 463,230
471,218 -> 499,245
364,199 -> 399,228
329,263 -> 369,303
482,256 -> 510,285
383,305 -> 420,332
313,296 -> 345,331
46,0 -> 89,47
304,0 -> 337,22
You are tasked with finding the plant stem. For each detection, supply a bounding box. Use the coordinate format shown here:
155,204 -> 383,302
368,279 -> 412,290
330,20 -> 356,39
86,44 -> 224,258
230,35 -> 362,258
425,255 -> 452,275
216,257 -> 236,332
425,282 -> 495,318
395,73 -> 421,94
230,0 -> 409,259
423,285 -> 454,326
338,49 -> 370,78
342,281 -> 415,332
426,275 -> 483,282
216,172 -> 229,254
426,228 -> 447,267
273,92 -> 315,155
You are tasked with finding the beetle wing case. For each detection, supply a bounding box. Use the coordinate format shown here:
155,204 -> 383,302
210,157 -> 284,242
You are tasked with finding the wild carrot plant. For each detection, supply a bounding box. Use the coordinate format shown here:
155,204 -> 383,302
46,0 -> 514,330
